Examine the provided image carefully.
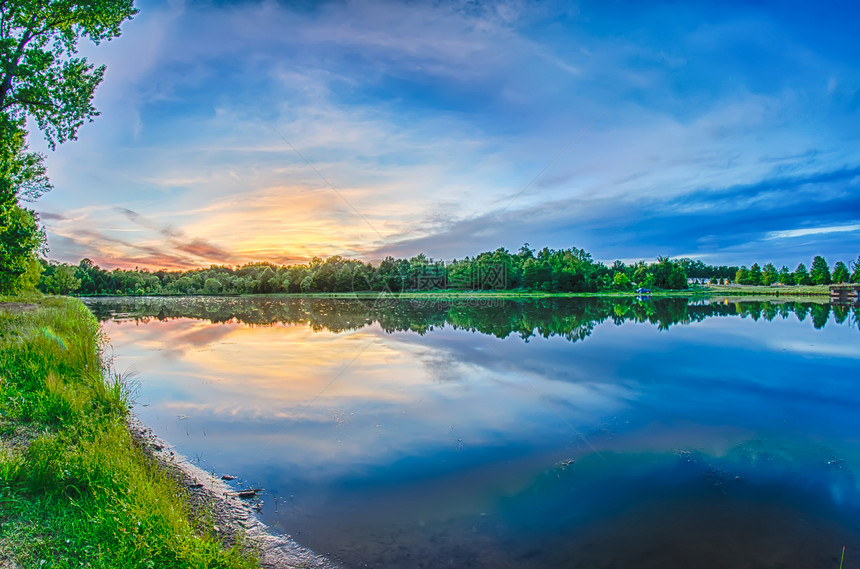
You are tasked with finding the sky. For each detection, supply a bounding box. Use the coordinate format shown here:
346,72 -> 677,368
29,0 -> 860,270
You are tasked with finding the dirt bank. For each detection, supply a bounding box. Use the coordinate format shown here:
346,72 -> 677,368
128,417 -> 340,569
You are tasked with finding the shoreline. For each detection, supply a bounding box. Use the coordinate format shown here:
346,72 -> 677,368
69,284 -> 834,300
127,416 -> 339,569
0,296 -> 337,568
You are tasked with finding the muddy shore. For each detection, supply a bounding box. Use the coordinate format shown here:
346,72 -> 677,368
128,417 -> 340,569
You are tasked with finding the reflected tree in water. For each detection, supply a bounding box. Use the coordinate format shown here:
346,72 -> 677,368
84,297 -> 856,344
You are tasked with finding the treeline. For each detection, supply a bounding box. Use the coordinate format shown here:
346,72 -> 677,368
677,255 -> 860,285
37,245 -> 689,296
37,247 -> 860,297
85,296 -> 857,342
729,255 -> 857,286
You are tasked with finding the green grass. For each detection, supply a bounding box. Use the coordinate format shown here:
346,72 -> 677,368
0,296 -> 258,568
702,284 -> 830,296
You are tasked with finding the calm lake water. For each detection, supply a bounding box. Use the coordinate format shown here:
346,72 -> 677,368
85,296 -> 860,569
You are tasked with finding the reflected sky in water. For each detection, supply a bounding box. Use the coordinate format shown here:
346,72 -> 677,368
90,297 -> 860,569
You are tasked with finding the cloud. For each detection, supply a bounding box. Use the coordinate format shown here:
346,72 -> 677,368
29,0 -> 860,269
367,163 -> 860,266
115,207 -> 182,239
765,224 -> 860,240
115,206 -> 237,262
37,211 -> 67,221
41,205 -> 240,270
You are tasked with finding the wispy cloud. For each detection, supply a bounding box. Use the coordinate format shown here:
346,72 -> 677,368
765,224 -> 860,240
29,0 -> 860,268
368,163 -> 860,266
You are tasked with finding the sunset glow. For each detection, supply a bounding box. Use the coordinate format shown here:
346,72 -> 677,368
33,0 -> 860,269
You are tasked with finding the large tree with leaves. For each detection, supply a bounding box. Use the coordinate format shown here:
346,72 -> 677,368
809,255 -> 831,285
0,0 -> 136,294
761,263 -> 778,285
1,0 -> 137,146
793,262 -> 811,286
832,261 -> 849,284
0,117 -> 48,292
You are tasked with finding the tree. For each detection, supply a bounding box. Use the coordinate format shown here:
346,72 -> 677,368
810,255 -> 831,285
1,0 -> 138,147
1,118 -> 51,202
832,261 -> 849,284
0,119 -> 49,293
522,258 -> 551,291
1,0 -> 136,294
748,263 -> 762,286
761,263 -> 778,286
633,263 -> 654,289
203,277 -> 222,294
39,262 -> 80,294
613,272 -> 632,290
852,255 -> 860,283
650,257 -> 687,289
793,263 -> 811,285
517,243 -> 534,260
0,202 -> 44,293
778,265 -> 793,285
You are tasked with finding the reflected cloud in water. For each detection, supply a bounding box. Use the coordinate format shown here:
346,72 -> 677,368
89,296 -> 860,569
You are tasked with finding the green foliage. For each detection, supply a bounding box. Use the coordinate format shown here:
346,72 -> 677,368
1,0 -> 137,298
203,277 -> 222,294
0,297 -> 257,568
38,260 -> 81,294
0,0 -> 138,147
748,263 -> 762,286
613,272 -> 632,290
0,203 -> 45,294
42,245 -> 694,295
761,263 -> 778,286
34,248 -> 859,296
649,256 -> 687,289
853,255 -> 860,283
0,117 -> 51,202
677,258 -> 737,280
810,255 -> 831,285
831,261 -> 849,284
736,263 -> 765,285
83,295 -> 852,343
0,121 -> 48,297
793,263 -> 811,286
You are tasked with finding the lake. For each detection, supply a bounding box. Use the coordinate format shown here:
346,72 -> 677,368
85,295 -> 860,569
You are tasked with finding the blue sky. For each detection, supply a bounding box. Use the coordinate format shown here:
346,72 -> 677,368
31,0 -> 860,269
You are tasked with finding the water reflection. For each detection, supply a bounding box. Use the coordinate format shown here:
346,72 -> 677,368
87,296 -> 860,569
87,295 -> 860,338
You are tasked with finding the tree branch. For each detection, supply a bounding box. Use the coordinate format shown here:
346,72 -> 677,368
4,94 -> 55,111
0,13 -> 41,106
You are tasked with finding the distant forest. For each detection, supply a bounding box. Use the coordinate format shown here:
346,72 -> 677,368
36,245 -> 860,296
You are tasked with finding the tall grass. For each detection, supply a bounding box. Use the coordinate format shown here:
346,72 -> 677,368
0,296 -> 258,568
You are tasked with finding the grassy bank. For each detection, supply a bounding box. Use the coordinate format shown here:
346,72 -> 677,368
702,284 -> 830,296
0,296 -> 257,569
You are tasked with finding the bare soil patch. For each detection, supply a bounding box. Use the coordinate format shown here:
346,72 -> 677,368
0,303 -> 38,314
